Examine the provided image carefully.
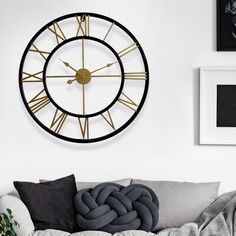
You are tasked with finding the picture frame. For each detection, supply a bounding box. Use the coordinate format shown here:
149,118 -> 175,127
217,0 -> 236,51
200,67 -> 236,145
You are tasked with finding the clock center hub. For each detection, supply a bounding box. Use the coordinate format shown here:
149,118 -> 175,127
76,68 -> 91,85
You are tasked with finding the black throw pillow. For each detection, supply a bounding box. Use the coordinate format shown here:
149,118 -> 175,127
14,175 -> 77,233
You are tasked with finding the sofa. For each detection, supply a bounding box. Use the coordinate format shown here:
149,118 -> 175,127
0,177 -> 220,236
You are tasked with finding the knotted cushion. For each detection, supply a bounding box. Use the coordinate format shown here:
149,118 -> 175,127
74,183 -> 159,233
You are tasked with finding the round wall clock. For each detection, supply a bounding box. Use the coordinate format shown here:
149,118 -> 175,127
19,13 -> 149,143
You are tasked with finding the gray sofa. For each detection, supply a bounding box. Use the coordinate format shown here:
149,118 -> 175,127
0,178 -> 220,236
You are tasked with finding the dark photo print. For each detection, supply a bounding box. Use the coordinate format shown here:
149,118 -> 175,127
217,0 -> 236,50
217,85 -> 236,127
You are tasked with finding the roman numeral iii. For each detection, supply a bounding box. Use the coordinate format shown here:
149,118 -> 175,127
125,72 -> 147,80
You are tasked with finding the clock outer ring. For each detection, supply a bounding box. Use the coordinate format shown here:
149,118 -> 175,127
19,12 -> 149,143
43,36 -> 125,118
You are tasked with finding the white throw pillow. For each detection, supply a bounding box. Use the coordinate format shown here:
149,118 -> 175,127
0,195 -> 35,236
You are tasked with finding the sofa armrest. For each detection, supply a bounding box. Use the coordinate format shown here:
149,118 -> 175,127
0,194 -> 35,236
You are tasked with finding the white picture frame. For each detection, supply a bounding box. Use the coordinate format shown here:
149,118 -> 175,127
200,67 -> 236,145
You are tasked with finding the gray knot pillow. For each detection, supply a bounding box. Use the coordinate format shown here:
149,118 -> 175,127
74,183 -> 159,233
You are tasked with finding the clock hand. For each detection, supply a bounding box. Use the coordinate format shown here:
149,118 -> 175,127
90,61 -> 118,74
67,78 -> 77,84
60,59 -> 78,73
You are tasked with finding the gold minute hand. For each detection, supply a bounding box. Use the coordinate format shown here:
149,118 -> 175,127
90,61 -> 118,74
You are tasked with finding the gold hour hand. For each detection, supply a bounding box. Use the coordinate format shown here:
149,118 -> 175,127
60,59 -> 78,73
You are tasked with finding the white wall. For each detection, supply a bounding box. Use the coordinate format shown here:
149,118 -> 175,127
0,0 -> 235,195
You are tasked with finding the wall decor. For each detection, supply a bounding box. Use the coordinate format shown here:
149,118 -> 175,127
200,67 -> 236,145
217,0 -> 236,51
19,13 -> 149,143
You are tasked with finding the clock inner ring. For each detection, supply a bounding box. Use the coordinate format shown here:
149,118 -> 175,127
43,36 -> 125,118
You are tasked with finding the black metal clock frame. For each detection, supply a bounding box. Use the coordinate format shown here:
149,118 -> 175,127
19,12 -> 149,143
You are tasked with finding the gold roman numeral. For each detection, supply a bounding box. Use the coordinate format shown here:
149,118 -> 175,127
48,22 -> 66,45
50,109 -> 67,134
118,93 -> 138,112
124,72 -> 147,80
101,110 -> 115,130
29,44 -> 50,60
78,118 -> 89,139
28,89 -> 50,114
103,22 -> 114,41
118,43 -> 138,58
22,71 -> 43,83
76,15 -> 90,36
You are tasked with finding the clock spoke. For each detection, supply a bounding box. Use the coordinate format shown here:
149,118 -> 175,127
46,75 -> 75,79
82,38 -> 85,68
91,74 -> 121,78
82,84 -> 85,115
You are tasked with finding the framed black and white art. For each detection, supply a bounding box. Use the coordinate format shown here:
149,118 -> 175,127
217,0 -> 236,51
200,68 -> 236,145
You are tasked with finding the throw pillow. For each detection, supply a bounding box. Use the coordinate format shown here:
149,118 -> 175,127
0,194 -> 35,236
40,178 -> 132,191
131,179 -> 220,230
13,174 -> 77,233
74,183 -> 159,233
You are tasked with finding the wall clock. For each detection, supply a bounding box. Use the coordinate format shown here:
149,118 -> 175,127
19,13 -> 149,143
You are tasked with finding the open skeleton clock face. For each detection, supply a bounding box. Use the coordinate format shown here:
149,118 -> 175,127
19,13 -> 149,143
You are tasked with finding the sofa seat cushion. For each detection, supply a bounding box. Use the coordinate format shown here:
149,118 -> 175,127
33,230 -> 157,236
